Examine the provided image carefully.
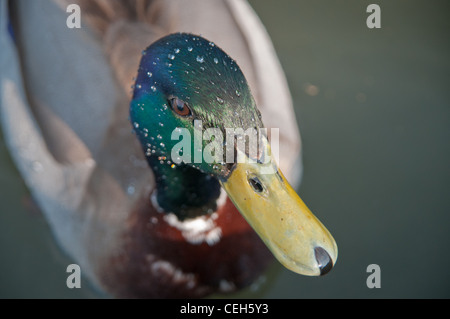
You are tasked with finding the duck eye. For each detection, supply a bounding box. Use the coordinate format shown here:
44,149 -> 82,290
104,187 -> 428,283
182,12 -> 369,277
248,177 -> 264,193
169,97 -> 191,117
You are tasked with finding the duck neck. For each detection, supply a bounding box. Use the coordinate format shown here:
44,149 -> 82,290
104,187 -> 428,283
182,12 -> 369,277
147,155 -> 222,220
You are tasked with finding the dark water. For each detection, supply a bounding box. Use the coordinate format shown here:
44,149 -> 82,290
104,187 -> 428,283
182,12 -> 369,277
1,0 -> 449,298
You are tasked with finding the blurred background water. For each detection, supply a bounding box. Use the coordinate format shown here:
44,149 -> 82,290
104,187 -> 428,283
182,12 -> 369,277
1,0 -> 449,298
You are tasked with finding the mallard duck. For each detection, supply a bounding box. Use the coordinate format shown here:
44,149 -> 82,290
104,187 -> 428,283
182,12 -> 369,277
0,0 -> 337,298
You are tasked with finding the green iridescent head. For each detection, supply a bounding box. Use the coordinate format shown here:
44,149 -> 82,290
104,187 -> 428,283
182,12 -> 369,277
130,33 -> 265,218
130,33 -> 263,177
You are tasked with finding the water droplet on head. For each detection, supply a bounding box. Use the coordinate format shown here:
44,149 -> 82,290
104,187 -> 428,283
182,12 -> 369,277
151,86 -> 157,92
209,42 -> 215,47
168,53 -> 175,60
174,48 -> 180,54
147,71 -> 153,78
196,56 -> 205,63
235,90 -> 241,97
188,47 -> 193,52
216,97 -> 224,104
213,58 -> 219,64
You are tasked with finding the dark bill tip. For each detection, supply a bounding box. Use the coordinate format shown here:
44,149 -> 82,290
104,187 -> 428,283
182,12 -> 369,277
314,247 -> 333,276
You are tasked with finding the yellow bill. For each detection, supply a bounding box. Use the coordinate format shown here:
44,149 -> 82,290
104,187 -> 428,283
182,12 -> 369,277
220,141 -> 338,276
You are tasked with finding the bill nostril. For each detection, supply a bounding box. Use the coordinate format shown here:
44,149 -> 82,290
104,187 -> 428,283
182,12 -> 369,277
314,247 -> 333,276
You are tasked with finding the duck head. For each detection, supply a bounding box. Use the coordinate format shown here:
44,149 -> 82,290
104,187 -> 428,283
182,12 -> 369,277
130,33 -> 337,276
